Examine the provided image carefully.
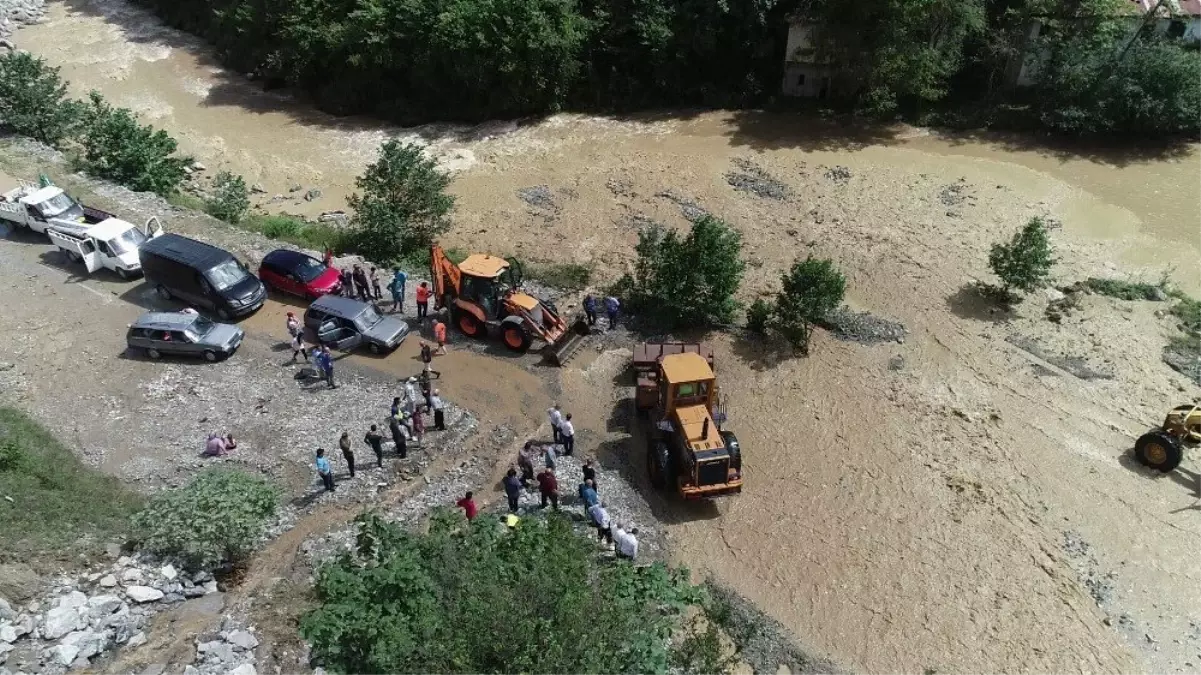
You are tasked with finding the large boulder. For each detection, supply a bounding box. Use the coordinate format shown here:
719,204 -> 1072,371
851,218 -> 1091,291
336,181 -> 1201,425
0,597 -> 13,621
125,586 -> 164,604
0,622 -> 17,643
87,595 -> 123,617
228,665 -> 257,675
59,591 -> 88,609
225,630 -> 259,650
0,564 -> 39,604
42,605 -> 84,640
50,643 -> 80,665
62,630 -> 108,659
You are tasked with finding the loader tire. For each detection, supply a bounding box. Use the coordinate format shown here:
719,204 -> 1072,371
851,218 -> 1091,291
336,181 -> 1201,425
647,439 -> 672,490
720,430 -> 742,472
1134,430 -> 1183,473
502,323 -> 531,353
456,310 -> 483,338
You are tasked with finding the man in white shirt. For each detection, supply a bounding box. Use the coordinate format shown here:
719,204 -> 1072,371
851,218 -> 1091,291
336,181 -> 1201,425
547,405 -> 563,444
560,413 -> 575,456
615,523 -> 639,560
588,501 -> 612,545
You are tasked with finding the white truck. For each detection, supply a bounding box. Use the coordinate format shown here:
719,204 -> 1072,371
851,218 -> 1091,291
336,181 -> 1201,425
47,217 -> 164,279
0,181 -> 117,236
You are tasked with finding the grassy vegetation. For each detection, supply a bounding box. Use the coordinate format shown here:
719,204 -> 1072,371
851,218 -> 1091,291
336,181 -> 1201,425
1168,291 -> 1201,334
0,407 -> 143,563
702,579 -> 833,674
525,261 -> 592,291
1083,277 -> 1165,301
242,214 -> 350,254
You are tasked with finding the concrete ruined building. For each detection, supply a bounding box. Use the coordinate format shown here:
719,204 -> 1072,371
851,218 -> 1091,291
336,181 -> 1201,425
780,15 -> 833,99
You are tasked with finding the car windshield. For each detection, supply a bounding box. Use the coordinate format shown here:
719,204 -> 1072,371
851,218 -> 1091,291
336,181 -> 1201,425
108,227 -> 148,256
185,316 -> 216,340
205,259 -> 251,291
356,306 -> 384,329
291,255 -> 327,283
38,192 -> 76,218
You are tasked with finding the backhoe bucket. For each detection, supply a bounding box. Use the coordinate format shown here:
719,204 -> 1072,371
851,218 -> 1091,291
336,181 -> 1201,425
543,318 -> 591,366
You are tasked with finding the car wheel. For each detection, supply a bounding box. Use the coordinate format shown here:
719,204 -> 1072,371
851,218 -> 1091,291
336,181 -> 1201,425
203,350 -> 218,362
368,342 -> 382,355
216,308 -> 231,320
156,285 -> 172,301
146,348 -> 162,360
116,267 -> 131,280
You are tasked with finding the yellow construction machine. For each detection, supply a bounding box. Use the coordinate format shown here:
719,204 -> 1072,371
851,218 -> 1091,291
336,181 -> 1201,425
429,244 -> 589,364
1133,404 -> 1200,472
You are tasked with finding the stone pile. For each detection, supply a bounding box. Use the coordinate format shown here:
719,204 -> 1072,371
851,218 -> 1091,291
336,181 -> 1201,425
0,0 -> 45,39
0,556 -> 218,673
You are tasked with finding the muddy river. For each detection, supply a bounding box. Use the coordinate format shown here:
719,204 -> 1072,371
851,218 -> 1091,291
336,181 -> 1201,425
14,0 -> 1201,292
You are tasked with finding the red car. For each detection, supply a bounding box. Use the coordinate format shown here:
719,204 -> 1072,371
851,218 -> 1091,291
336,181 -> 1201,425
258,249 -> 341,300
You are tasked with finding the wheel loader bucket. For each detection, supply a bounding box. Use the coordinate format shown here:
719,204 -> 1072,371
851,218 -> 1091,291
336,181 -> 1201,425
543,318 -> 591,366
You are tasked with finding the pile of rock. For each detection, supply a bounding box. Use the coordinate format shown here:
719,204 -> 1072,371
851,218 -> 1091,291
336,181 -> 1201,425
186,619 -> 259,675
0,0 -> 45,39
0,557 -> 218,672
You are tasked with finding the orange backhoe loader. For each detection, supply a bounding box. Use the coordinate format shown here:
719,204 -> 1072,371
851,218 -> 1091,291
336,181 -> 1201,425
429,244 -> 589,365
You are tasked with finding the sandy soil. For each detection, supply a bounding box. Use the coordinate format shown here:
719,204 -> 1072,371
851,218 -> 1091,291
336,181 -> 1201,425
3,2 -> 1201,672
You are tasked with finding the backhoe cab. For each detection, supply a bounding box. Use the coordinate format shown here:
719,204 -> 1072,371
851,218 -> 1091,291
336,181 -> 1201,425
429,244 -> 588,364
635,344 -> 742,500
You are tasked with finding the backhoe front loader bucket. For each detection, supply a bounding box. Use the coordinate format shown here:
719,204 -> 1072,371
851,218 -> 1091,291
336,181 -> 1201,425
543,317 -> 591,366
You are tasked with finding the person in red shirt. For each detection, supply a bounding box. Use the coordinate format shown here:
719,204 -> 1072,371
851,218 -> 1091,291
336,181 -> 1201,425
456,491 -> 478,520
536,467 -> 559,510
415,281 -> 431,319
433,320 -> 448,355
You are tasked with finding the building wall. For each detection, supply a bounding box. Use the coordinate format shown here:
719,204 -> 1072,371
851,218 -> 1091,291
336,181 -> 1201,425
781,64 -> 832,97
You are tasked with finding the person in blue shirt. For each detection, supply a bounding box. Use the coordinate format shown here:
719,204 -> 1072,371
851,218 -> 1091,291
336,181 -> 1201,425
316,346 -> 335,389
582,294 -> 597,326
604,295 -> 620,329
578,478 -> 598,508
315,448 -> 335,492
389,268 -> 408,313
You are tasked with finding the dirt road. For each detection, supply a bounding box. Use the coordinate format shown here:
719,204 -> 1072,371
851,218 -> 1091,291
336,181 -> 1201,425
4,1 -> 1201,672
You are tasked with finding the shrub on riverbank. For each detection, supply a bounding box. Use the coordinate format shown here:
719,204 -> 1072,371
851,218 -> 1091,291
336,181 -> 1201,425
0,53 -> 81,147
130,468 -> 281,572
0,406 -> 143,563
302,511 -> 701,673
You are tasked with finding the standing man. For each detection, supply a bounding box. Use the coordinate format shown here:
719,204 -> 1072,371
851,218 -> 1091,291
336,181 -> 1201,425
389,268 -> 407,313
340,268 -> 354,297
430,389 -> 446,430
503,468 -> 522,513
537,467 -> 559,510
403,377 -> 420,415
433,319 -> 447,355
415,281 -> 431,319
352,264 -> 371,302
290,331 -> 309,363
389,413 -> 407,459
544,442 -> 557,471
339,431 -> 355,478
317,346 -> 336,389
582,294 -> 598,326
364,424 -> 385,468
316,448 -> 335,492
582,459 -> 597,489
547,405 -> 563,444
370,266 -> 383,300
604,294 -> 620,329
412,405 -> 425,444
560,413 -> 576,456
615,525 -> 639,561
456,491 -> 478,520
285,311 -> 301,338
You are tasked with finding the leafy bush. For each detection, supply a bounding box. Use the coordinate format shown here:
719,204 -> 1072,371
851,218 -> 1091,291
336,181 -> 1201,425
746,298 -> 772,334
130,468 -> 280,571
74,92 -> 191,196
627,216 -> 745,328
526,262 -> 592,291
348,140 -> 454,262
0,52 -> 81,147
1170,292 -> 1201,335
0,407 -> 142,562
988,216 -> 1055,301
302,511 -> 701,674
1083,277 -> 1164,301
771,256 -> 846,354
204,171 -> 250,223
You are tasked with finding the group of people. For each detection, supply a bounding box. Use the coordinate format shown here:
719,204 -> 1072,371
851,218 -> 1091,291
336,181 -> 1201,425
497,446 -> 639,560
313,371 -> 448,492
337,263 -> 383,303
582,293 -> 621,330
202,432 -> 237,457
286,312 -> 337,388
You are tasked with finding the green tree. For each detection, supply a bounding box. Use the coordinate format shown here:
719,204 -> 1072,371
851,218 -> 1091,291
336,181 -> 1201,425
205,171 -> 250,223
628,216 -> 745,328
348,140 -> 454,262
302,511 -> 701,674
988,216 -> 1056,300
130,468 -> 281,571
745,297 -> 772,334
772,256 -> 846,354
75,92 -> 191,195
0,52 -> 82,147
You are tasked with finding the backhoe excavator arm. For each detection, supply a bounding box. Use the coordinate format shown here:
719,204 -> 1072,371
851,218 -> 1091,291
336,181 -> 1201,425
430,244 -> 461,310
